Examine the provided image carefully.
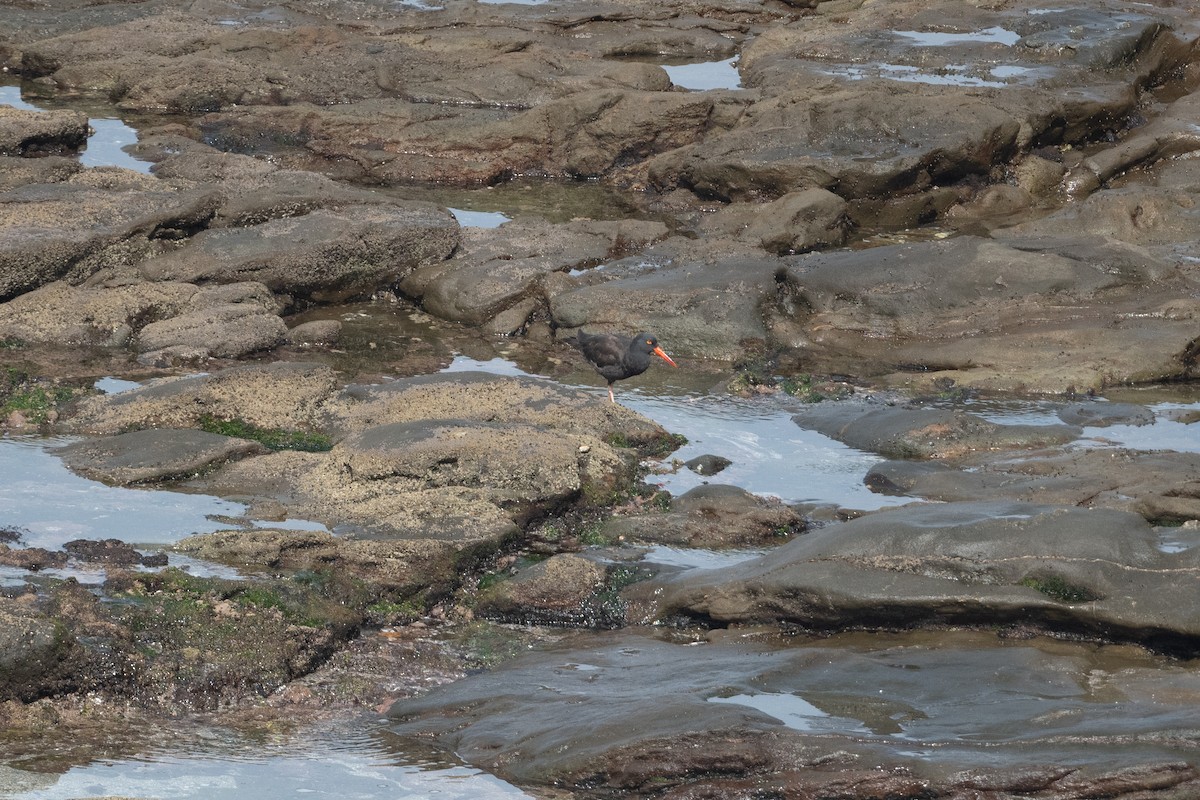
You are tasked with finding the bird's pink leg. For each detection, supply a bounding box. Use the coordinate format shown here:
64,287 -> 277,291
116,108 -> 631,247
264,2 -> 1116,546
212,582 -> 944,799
608,385 -> 615,403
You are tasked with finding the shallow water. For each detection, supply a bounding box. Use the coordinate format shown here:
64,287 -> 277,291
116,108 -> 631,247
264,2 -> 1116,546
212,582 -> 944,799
927,395 -> 1200,452
0,436 -> 246,551
699,630 -> 1200,766
893,26 -> 1021,47
0,717 -> 532,800
441,355 -> 909,509
826,62 -> 1020,88
640,544 -> 770,570
448,207 -> 511,228
662,57 -> 742,91
0,84 -> 152,173
1080,402 -> 1200,453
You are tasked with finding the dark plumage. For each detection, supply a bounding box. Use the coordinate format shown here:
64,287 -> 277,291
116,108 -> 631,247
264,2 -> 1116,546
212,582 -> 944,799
566,330 -> 678,403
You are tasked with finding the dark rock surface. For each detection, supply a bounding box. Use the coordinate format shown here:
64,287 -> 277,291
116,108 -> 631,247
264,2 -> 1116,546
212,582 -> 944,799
55,428 -> 268,485
602,484 -> 805,548
637,501 -> 1200,652
387,630 -> 1200,797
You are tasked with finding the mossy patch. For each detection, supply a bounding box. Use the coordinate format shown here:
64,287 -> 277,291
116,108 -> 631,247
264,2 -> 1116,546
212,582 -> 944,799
1018,574 -> 1099,603
1,368 -> 83,425
85,567 -> 367,710
198,414 -> 332,452
604,431 -> 688,458
580,565 -> 649,628
727,353 -> 848,403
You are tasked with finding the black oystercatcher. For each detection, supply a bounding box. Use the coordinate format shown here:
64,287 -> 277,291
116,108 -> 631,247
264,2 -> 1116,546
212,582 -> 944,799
566,330 -> 677,403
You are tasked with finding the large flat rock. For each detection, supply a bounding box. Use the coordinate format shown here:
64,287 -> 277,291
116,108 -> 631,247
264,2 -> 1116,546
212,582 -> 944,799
641,501 -> 1200,651
387,630 -> 1200,796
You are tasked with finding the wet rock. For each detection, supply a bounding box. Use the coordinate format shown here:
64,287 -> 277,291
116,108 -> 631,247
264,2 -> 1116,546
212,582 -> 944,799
0,545 -> 68,571
18,8 -> 683,116
403,218 -> 668,326
699,189 -> 851,254
387,630 -> 1200,796
174,527 -> 465,595
139,203 -> 459,303
207,89 -> 738,186
0,175 -> 219,301
645,84 -> 1022,202
55,428 -> 268,486
0,105 -> 88,156
648,2 -> 1193,205
64,361 -> 340,435
642,501 -> 1200,651
484,299 -> 539,336
684,454 -> 731,476
603,484 -> 805,548
136,302 -> 287,361
0,599 -> 84,702
148,147 -> 387,228
1012,153 -> 1068,198
869,448 -> 1200,526
792,401 -> 1080,459
1160,407 -> 1200,425
550,240 -> 779,360
284,319 -> 342,346
774,235 -> 1199,392
865,460 -> 1036,502
997,186 -> 1200,257
1058,401 -> 1155,427
474,553 -> 609,626
1059,91 -> 1200,199
1000,449 -> 1200,525
62,538 -> 165,567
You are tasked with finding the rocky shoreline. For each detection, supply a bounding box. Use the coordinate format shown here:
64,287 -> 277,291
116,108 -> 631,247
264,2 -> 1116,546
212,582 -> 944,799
4,0 -> 1200,796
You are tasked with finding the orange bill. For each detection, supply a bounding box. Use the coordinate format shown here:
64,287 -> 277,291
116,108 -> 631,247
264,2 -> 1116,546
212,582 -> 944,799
652,346 -> 678,367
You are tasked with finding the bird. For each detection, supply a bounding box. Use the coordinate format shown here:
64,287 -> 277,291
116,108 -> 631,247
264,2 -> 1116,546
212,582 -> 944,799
565,330 -> 678,403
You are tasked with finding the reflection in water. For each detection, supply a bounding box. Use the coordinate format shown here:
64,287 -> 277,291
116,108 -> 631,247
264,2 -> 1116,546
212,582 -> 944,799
926,396 -> 1067,426
93,376 -> 144,394
448,207 -> 511,228
952,396 -> 1200,452
893,26 -> 1021,46
0,719 -> 532,800
0,85 -> 152,173
0,437 -> 247,550
663,57 -> 742,91
828,62 -> 1013,88
641,544 -> 769,570
0,85 -> 39,111
710,692 -> 835,732
622,394 -> 907,510
1080,403 -> 1200,453
79,118 -> 148,172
